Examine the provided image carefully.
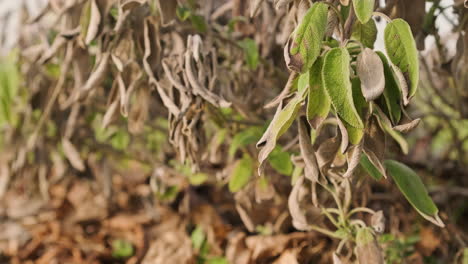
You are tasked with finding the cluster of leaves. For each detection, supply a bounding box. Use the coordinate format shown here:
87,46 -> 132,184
245,0 -> 445,262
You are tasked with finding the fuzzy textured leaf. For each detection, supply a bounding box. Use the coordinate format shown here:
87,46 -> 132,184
384,19 -> 419,98
352,19 -> 377,49
289,2 -> 328,73
352,0 -> 375,24
322,48 -> 363,128
356,48 -> 385,101
376,51 -> 402,124
307,57 -> 330,128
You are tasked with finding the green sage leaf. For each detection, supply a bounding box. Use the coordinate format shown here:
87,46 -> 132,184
322,47 -> 364,129
384,18 -> 419,98
360,153 -> 383,180
290,2 -> 328,73
352,0 -> 375,24
384,160 -> 443,226
351,19 -> 377,49
307,57 -> 330,128
376,51 -> 402,124
343,78 -> 366,144
229,154 -> 254,192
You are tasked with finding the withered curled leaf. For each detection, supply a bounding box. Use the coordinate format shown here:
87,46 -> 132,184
257,88 -> 307,175
356,228 -> 384,264
62,138 -> 85,172
288,175 -> 310,231
393,118 -> 421,133
298,117 -> 319,182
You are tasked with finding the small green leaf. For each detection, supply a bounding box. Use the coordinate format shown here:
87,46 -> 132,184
384,160 -> 443,226
384,19 -> 419,98
290,2 -> 328,72
110,130 -> 130,150
239,38 -> 259,70
268,147 -> 293,176
352,0 -> 375,24
229,154 -> 254,192
376,51 -> 402,124
322,47 -> 364,129
190,14 -> 207,32
112,239 -> 134,258
351,19 -> 377,49
191,225 -> 206,251
176,6 -> 191,21
360,153 -> 383,180
229,126 -> 263,158
307,57 -> 330,128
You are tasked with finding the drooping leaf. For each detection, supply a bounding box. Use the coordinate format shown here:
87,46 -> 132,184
288,175 -> 310,230
322,47 -> 364,128
307,57 -> 330,128
360,153 -> 383,180
384,160 -> 444,227
376,51 -> 402,124
343,142 -> 363,178
82,0 -> 102,45
229,154 -> 254,192
316,136 -> 341,175
362,115 -> 387,178
393,118 -> 421,133
342,77 -> 366,145
356,48 -> 385,101
384,18 -> 419,98
61,138 -> 85,172
256,88 -> 307,175
289,2 -> 328,73
374,106 -> 408,154
298,117 -> 319,182
351,19 -> 377,49
352,0 -> 375,24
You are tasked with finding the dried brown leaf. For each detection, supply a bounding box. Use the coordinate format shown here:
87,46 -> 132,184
298,117 -> 319,182
343,142 -> 363,178
288,175 -> 310,231
363,116 -> 387,178
356,48 -> 385,101
61,138 -> 85,172
85,0 -> 101,45
393,118 -> 421,133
